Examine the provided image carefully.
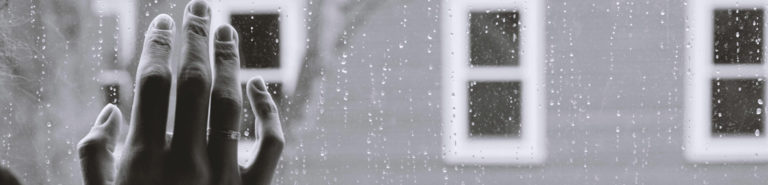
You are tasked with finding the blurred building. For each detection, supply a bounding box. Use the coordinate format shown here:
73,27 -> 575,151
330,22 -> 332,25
3,0 -> 768,184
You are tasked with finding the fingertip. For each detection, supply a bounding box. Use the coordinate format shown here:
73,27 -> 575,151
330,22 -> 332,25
151,14 -> 175,31
247,76 -> 267,93
215,24 -> 238,42
213,24 -> 240,68
142,14 -> 174,58
186,0 -> 210,18
81,105 -> 123,156
96,104 -> 118,125
105,104 -> 123,125
96,104 -> 122,134
246,77 -> 268,101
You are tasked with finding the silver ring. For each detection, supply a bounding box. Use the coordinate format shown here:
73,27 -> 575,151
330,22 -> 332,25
208,128 -> 241,140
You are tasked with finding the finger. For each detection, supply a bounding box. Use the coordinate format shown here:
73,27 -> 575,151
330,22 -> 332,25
242,77 -> 285,185
167,0 -> 212,184
116,14 -> 174,184
0,166 -> 22,185
208,25 -> 242,185
78,104 -> 122,185
125,14 -> 174,150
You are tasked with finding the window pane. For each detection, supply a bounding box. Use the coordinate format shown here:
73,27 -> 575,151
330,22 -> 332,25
712,79 -> 764,137
714,9 -> 763,64
101,84 -> 120,105
470,11 -> 520,66
468,81 -> 521,138
241,83 -> 283,139
231,14 -> 280,68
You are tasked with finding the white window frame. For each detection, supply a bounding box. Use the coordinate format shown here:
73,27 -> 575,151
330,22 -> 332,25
92,0 -> 136,104
211,0 -> 306,95
92,0 -> 137,66
441,0 -> 545,165
686,0 -> 768,163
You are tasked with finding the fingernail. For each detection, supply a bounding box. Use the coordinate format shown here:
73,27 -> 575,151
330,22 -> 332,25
188,0 -> 209,17
152,14 -> 173,30
216,25 -> 236,41
250,77 -> 266,92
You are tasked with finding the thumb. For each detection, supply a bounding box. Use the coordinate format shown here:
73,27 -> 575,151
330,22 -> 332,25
78,104 -> 122,185
241,77 -> 285,185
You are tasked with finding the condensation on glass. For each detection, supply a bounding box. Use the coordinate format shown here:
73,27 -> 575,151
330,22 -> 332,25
230,13 -> 283,139
710,8 -> 765,138
102,84 -> 120,105
713,9 -> 763,64
231,14 -> 281,68
466,10 -> 522,138
469,11 -> 520,66
468,81 -> 521,138
711,79 -> 764,137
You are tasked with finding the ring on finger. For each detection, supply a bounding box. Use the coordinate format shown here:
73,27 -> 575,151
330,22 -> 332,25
208,128 -> 241,140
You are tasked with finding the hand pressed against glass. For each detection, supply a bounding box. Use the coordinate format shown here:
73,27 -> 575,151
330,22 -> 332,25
76,1 -> 285,185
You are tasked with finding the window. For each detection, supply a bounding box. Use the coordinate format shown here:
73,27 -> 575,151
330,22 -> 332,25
92,0 -> 137,66
97,71 -> 131,106
211,0 -> 305,94
240,83 -> 283,140
92,0 -> 136,107
469,12 -> 520,67
102,83 -> 120,104
713,9 -> 762,64
711,79 -> 764,137
442,0 -> 545,164
468,81 -> 521,138
686,1 -> 768,162
229,13 -> 283,139
231,14 -> 280,69
210,0 -> 305,158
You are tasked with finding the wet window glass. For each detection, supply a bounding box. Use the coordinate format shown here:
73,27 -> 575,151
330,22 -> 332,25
6,0 -> 768,184
712,79 -> 764,137
469,11 -> 520,66
468,81 -> 521,138
231,14 -> 280,68
714,9 -> 763,64
240,83 -> 283,139
101,84 -> 120,105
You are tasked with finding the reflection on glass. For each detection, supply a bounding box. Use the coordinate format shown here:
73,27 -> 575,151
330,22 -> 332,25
714,9 -> 763,64
231,14 -> 280,68
468,81 -> 521,138
470,11 -> 520,66
712,79 -> 764,137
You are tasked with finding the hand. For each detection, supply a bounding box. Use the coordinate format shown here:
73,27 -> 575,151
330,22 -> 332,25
76,1 -> 285,185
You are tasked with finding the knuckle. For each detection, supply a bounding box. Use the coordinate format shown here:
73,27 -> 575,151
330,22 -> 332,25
214,54 -> 239,68
261,130 -> 285,148
179,64 -> 211,89
77,136 -> 108,157
184,18 -> 209,37
138,64 -> 172,89
183,43 -> 209,66
211,91 -> 242,113
146,32 -> 172,51
213,62 -> 239,82
214,42 -> 239,62
214,56 -> 238,69
254,101 -> 279,117
248,88 -> 273,101
77,138 -> 104,151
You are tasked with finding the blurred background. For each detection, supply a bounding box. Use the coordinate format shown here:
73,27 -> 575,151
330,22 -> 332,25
1,0 -> 768,184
